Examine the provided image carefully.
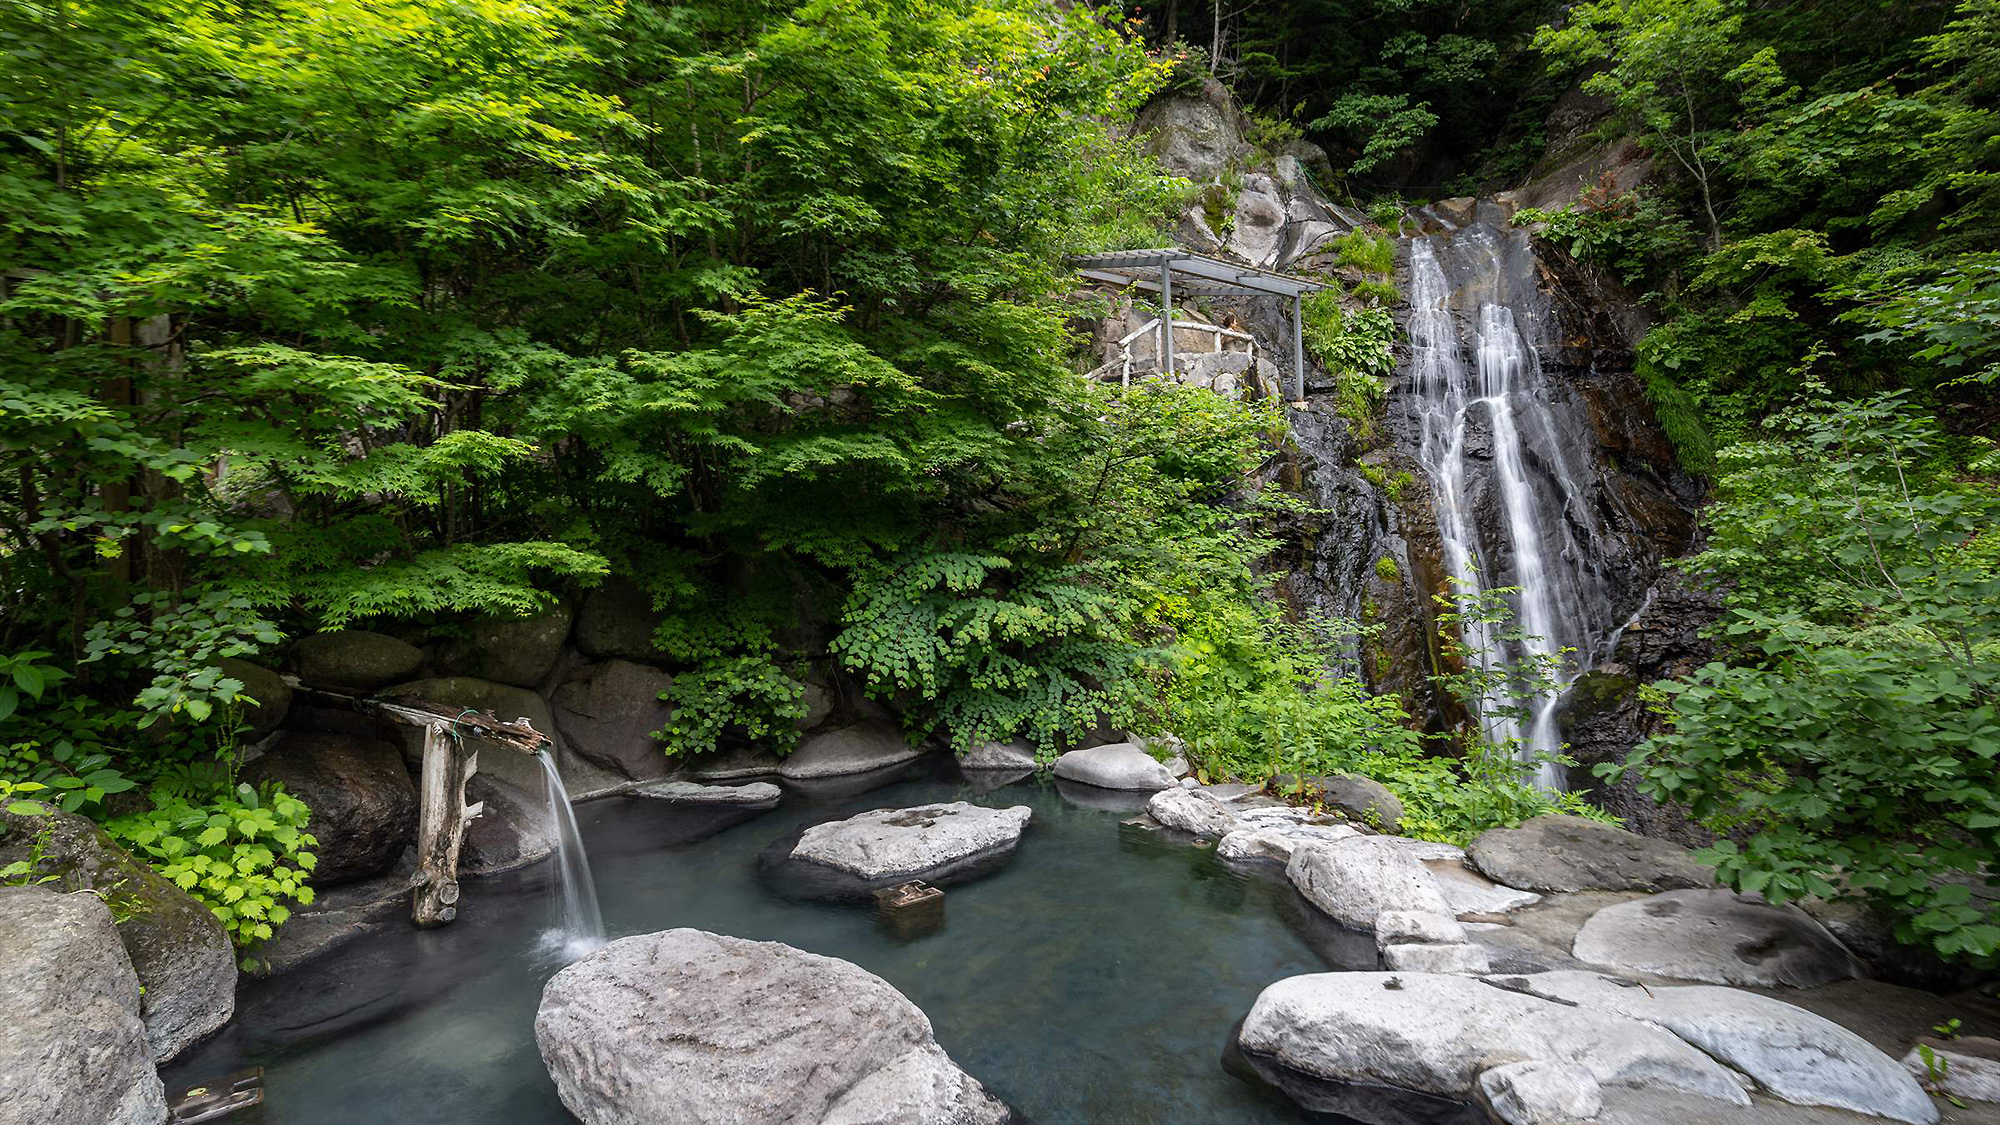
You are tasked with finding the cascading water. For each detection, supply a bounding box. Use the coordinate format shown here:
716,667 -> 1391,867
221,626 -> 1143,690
535,751 -> 605,961
1400,211 -> 1630,788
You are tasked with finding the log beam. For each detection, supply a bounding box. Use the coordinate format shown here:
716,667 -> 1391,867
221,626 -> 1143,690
410,721 -> 480,927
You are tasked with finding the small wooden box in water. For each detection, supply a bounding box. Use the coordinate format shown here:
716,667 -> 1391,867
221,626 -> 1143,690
873,880 -> 944,938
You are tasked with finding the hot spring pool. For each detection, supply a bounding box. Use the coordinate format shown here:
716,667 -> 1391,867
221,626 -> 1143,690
164,762 -> 1382,1124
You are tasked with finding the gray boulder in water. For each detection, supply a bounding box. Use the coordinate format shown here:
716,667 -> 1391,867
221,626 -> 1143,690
535,929 -> 1010,1125
1049,743 -> 1175,791
0,887 -> 169,1125
792,802 -> 1031,881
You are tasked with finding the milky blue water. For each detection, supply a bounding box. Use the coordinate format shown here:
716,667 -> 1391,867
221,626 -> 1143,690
164,762 -> 1376,1124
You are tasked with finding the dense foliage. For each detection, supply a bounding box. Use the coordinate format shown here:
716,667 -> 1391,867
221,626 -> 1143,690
1518,0 -> 2000,962
1611,389 -> 2000,961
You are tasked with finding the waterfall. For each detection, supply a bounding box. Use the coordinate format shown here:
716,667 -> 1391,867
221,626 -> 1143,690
536,750 -> 605,961
1400,215 -> 1626,788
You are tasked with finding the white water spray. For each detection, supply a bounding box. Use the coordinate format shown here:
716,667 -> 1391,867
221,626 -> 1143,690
535,750 -> 605,961
1404,223 -> 1621,788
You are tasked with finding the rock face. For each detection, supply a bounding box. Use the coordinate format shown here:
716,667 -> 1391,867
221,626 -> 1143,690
549,659 -> 676,782
1557,572 -> 1722,847
1236,971 -> 1748,1113
1145,787 -> 1240,838
460,773 -> 556,875
958,738 -> 1038,771
630,780 -> 781,807
780,721 -> 924,780
291,629 -> 425,691
242,731 -> 417,886
573,576 -> 665,660
218,657 -> 291,738
1572,889 -> 1867,989
0,887 -> 169,1125
1049,743 -> 1175,790
792,803 -> 1031,881
0,806 -> 234,1063
1467,814 -> 1714,893
1286,836 -> 1454,929
438,605 -> 574,688
535,929 -> 1009,1125
1510,971 -> 1937,1124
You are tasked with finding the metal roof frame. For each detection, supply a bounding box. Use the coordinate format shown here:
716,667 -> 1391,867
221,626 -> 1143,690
1070,249 -> 1329,403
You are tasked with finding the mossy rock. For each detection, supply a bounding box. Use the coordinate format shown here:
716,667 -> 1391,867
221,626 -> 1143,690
0,806 -> 235,1062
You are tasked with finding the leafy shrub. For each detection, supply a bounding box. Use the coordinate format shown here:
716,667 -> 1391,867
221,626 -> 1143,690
108,783 -> 318,957
1608,388 -> 2000,961
1335,230 -> 1397,276
1375,556 -> 1401,582
657,654 -> 809,758
833,552 -> 1143,754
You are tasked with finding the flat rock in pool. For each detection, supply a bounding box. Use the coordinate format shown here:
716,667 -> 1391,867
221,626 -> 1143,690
1572,888 -> 1867,989
629,779 -> 781,807
535,928 -> 1009,1125
792,801 -> 1031,881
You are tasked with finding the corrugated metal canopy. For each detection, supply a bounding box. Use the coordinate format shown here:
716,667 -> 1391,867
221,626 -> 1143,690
1069,249 -> 1330,298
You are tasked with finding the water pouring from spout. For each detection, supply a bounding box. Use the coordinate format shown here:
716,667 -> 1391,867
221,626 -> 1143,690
535,750 -> 605,961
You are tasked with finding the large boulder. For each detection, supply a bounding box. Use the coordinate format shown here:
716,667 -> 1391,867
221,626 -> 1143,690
779,721 -> 924,780
1145,787 -> 1241,838
1426,859 -> 1542,918
1135,84 -> 1246,182
438,605 -> 574,688
549,660 -> 675,782
1467,814 -> 1714,893
1235,971 -> 1748,1114
1510,971 -> 1936,1124
573,576 -> 664,661
1285,836 -> 1454,929
1049,743 -> 1175,791
535,929 -> 1009,1125
0,806 -> 234,1063
791,802 -> 1031,881
1313,773 -> 1405,833
217,657 -> 291,739
291,629 -> 424,692
0,887 -> 169,1125
1572,889 -> 1867,988
958,738 -> 1038,772
242,730 -> 417,886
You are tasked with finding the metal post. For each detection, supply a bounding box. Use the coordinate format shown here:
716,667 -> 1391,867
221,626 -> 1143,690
1292,291 -> 1305,402
1160,261 -> 1174,378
